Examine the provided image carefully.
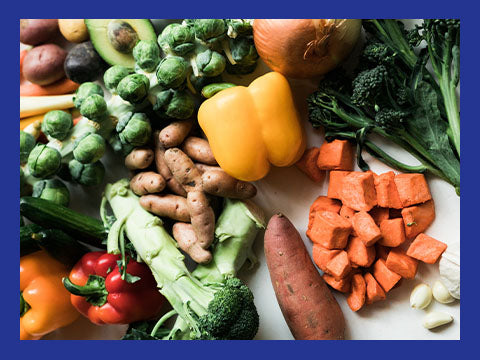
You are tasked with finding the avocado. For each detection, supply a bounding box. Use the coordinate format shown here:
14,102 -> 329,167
85,19 -> 157,68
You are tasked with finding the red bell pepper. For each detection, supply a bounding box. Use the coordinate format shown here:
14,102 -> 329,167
63,251 -> 165,325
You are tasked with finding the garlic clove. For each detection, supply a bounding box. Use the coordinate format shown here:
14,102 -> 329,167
423,311 -> 453,329
410,283 -> 433,310
432,280 -> 455,304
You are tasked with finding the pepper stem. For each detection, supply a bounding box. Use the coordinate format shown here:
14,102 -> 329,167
63,275 -> 109,307
201,83 -> 237,98
20,292 -> 30,317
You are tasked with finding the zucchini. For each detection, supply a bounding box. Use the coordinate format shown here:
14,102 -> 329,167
20,223 -> 43,256
20,197 -> 107,248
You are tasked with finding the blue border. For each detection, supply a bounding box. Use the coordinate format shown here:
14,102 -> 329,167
7,0 -> 475,357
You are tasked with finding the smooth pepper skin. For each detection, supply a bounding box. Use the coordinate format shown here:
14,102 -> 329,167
20,250 -> 80,340
198,71 -> 306,181
68,251 -> 165,325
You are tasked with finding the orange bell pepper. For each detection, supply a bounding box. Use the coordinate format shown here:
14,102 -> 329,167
20,250 -> 79,340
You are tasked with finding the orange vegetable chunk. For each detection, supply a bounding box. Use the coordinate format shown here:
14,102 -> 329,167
323,273 -> 351,293
385,249 -> 418,279
295,147 -> 325,183
346,236 -> 376,267
317,139 -> 354,171
352,211 -> 382,246
369,207 -> 390,226
406,233 -> 448,264
340,172 -> 377,211
308,196 -> 342,231
374,171 -> 403,209
401,200 -> 436,239
364,272 -> 386,304
347,274 -> 366,312
307,211 -> 352,249
372,259 -> 401,292
394,173 -> 432,207
312,245 -> 341,273
375,244 -> 391,261
327,171 -> 351,200
378,218 -> 406,247
326,251 -> 351,280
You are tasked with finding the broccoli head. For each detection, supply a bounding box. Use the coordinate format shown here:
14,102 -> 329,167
351,65 -> 388,108
374,107 -> 410,133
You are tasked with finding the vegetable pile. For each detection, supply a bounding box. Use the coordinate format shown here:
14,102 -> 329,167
307,19 -> 460,193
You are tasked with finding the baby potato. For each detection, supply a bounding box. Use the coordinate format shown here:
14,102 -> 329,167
20,19 -> 58,45
22,44 -> 67,85
58,19 -> 89,43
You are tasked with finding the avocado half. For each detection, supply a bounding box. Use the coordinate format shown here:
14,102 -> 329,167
85,19 -> 157,68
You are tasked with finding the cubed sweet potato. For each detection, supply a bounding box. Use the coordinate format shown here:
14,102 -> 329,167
327,171 -> 351,200
339,205 -> 356,236
312,244 -> 341,273
378,218 -> 406,247
394,173 -> 432,207
352,211 -> 382,246
317,139 -> 354,171
369,207 -> 390,226
385,249 -> 418,279
308,196 -> 342,231
295,147 -> 325,183
374,171 -> 403,209
323,273 -> 351,293
401,200 -> 436,239
326,251 -> 351,280
364,272 -> 386,304
347,274 -> 366,312
346,236 -> 376,267
406,233 -> 448,264
372,259 -> 402,292
340,172 -> 377,212
375,244 -> 391,261
307,211 -> 352,249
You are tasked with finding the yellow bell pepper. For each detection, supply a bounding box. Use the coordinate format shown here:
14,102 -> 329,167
20,251 -> 79,340
198,72 -> 306,181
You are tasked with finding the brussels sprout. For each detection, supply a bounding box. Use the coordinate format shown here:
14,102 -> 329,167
156,56 -> 189,89
27,144 -> 62,178
69,159 -> 105,186
72,132 -> 106,164
104,65 -> 134,93
32,179 -> 70,206
20,130 -> 36,165
193,19 -> 226,45
196,49 -> 226,77
133,40 -> 161,72
80,94 -> 108,120
158,23 -> 195,55
189,73 -> 223,94
226,19 -> 253,38
73,82 -> 104,108
152,88 -> 195,119
108,133 -> 135,156
41,110 -> 73,140
20,166 -> 32,197
225,36 -> 259,75
117,73 -> 150,104
116,112 -> 152,147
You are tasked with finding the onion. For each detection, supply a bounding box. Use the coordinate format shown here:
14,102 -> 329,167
253,19 -> 362,79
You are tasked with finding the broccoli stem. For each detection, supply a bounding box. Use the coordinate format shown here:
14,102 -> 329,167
439,69 -> 461,156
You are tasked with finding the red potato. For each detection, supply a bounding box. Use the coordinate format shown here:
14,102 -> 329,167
20,19 -> 58,45
22,44 -> 67,86
264,214 -> 345,340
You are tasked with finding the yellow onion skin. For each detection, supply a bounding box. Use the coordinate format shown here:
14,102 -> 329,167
253,19 -> 362,79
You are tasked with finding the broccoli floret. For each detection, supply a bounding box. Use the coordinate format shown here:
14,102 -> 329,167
374,108 -> 410,132
351,65 -> 388,107
361,41 -> 396,67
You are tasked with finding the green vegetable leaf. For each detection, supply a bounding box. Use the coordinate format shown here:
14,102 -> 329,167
125,274 -> 141,284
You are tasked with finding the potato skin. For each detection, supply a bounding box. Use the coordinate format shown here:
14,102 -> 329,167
22,44 -> 67,86
139,194 -> 190,222
130,171 -> 166,196
20,19 -> 58,45
125,147 -> 154,170
164,148 -> 203,192
159,120 -> 194,148
173,222 -> 212,264
187,190 -> 215,249
58,19 -> 89,43
181,137 -> 217,165
264,214 -> 346,340
202,169 -> 257,199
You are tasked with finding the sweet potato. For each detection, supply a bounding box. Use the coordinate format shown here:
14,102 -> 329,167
347,274 -> 366,312
346,236 -> 376,267
264,214 -> 345,340
312,245 -> 341,273
364,273 -> 386,304
385,249 -> 418,279
323,273 -> 351,293
378,218 -> 406,247
159,119 -> 194,148
186,190 -> 215,249
130,171 -> 166,196
139,194 -> 190,222
406,233 -> 447,264
181,136 -> 217,165
340,172 -> 377,212
352,211 -> 382,246
124,147 -> 154,170
317,139 -> 354,171
327,171 -> 351,199
172,222 -> 212,264
375,244 -> 391,261
201,169 -> 257,199
374,171 -> 402,209
401,200 -> 435,239
369,207 -> 389,226
326,251 -> 351,280
308,196 -> 342,231
307,211 -> 352,249
372,259 -> 401,292
394,173 -> 432,207
295,147 -> 325,183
